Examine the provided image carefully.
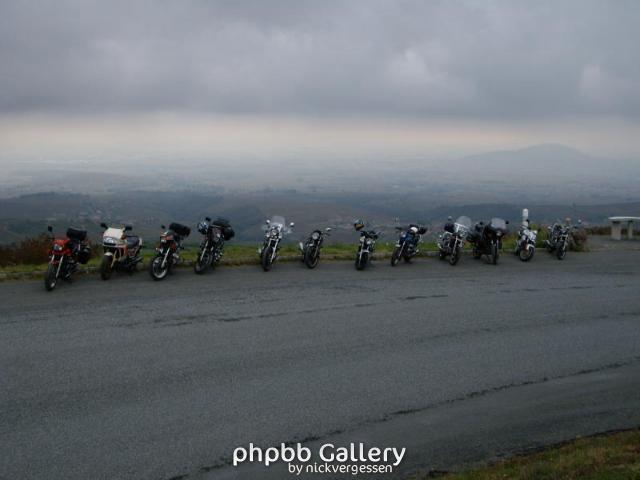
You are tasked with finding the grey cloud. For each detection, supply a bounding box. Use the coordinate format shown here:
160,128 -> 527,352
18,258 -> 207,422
1,0 -> 639,118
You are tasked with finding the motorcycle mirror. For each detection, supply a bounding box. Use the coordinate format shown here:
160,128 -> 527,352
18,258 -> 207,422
266,220 -> 271,225
124,225 -> 132,231
290,222 -> 295,227
578,219 -> 583,225
325,227 -> 332,232
160,225 -> 165,230
506,220 -> 510,225
205,216 -> 211,222
100,222 -> 108,229
47,225 -> 53,232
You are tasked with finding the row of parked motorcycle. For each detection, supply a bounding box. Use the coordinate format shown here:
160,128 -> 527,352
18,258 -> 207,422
42,209 -> 581,291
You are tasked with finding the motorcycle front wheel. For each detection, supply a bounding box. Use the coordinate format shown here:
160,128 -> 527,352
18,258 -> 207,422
557,242 -> 567,260
44,263 -> 58,291
194,249 -> 212,274
100,255 -> 113,280
390,246 -> 402,266
261,245 -> 274,271
355,251 -> 368,270
519,245 -> 535,262
490,243 -> 499,265
304,246 -> 320,269
449,246 -> 461,265
150,256 -> 170,280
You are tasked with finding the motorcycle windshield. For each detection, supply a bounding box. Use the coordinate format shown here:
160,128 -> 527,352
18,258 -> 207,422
454,216 -> 471,232
490,218 -> 507,231
270,215 -> 286,228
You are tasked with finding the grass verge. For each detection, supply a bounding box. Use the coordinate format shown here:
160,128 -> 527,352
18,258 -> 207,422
411,429 -> 640,480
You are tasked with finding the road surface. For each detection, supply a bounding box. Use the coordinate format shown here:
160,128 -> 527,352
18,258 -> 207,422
1,249 -> 639,479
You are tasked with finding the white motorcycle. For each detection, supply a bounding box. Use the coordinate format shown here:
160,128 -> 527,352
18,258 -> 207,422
514,209 -> 537,262
258,215 -> 294,271
99,223 -> 143,280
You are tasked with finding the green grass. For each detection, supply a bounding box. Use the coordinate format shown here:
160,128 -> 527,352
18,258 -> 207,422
411,429 -> 640,480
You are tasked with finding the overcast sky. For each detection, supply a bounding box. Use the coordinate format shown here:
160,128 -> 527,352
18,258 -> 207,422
1,0 -> 639,160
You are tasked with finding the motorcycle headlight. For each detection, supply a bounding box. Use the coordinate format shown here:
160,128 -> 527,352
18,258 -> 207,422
103,237 -> 117,245
311,232 -> 320,240
270,229 -> 279,238
53,244 -> 63,251
359,236 -> 365,243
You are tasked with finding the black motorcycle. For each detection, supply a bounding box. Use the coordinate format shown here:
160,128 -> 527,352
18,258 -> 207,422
299,227 -> 331,269
149,222 -> 191,280
259,216 -> 294,271
391,223 -> 427,266
544,220 -> 579,260
354,221 -> 379,270
194,217 -> 235,274
438,216 -> 471,266
467,218 -> 509,265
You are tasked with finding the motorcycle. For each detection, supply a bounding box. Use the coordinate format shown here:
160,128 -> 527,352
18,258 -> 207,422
390,223 -> 427,266
259,216 -> 294,271
299,227 -> 331,269
544,219 -> 579,260
467,217 -> 509,265
99,223 -> 142,280
514,209 -> 537,262
194,217 -> 235,274
354,220 -> 379,270
44,226 -> 91,291
438,216 -> 471,265
149,223 -> 191,280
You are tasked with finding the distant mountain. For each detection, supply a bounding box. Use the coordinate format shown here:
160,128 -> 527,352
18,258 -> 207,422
457,144 -> 608,178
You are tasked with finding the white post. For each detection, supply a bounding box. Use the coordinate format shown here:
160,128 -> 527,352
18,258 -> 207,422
611,220 -> 622,240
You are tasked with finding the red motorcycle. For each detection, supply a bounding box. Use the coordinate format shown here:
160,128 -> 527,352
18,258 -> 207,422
44,226 -> 92,291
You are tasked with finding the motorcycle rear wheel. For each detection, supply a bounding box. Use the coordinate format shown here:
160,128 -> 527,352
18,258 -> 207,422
557,243 -> 567,260
100,255 -> 113,280
44,263 -> 58,291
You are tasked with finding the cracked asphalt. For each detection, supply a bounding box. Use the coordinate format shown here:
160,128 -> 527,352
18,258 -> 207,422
1,248 -> 639,479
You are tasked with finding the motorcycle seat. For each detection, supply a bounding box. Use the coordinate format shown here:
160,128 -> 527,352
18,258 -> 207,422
125,236 -> 141,248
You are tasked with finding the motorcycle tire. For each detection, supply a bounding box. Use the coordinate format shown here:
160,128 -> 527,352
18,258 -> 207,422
491,243 -> 499,265
304,247 -> 320,269
519,245 -> 535,262
44,263 -> 58,291
390,246 -> 402,266
194,249 -> 212,274
449,247 -> 460,266
149,256 -> 170,280
261,245 -> 274,271
100,255 -> 113,280
355,251 -> 368,270
557,243 -> 567,260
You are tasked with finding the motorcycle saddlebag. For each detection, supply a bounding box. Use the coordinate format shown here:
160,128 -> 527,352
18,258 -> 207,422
222,226 -> 235,240
77,244 -> 92,264
66,227 -> 87,242
169,223 -> 191,237
212,218 -> 234,240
